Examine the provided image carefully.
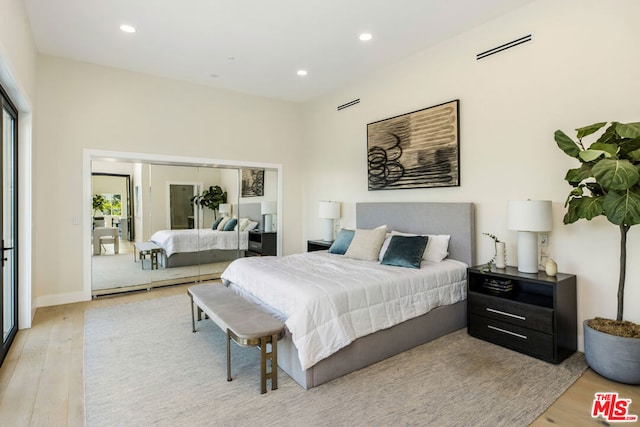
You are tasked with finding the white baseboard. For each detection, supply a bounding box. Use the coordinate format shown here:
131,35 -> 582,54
36,291 -> 89,308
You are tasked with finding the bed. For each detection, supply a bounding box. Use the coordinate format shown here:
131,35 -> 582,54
221,202 -> 475,389
150,203 -> 262,268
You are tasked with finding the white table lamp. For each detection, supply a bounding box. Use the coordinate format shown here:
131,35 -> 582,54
507,200 -> 552,273
261,201 -> 277,232
218,203 -> 231,217
319,201 -> 341,241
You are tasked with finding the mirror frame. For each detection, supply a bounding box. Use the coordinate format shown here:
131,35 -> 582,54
82,149 -> 283,301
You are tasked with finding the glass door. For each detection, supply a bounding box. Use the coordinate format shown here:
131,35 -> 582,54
0,86 -> 18,366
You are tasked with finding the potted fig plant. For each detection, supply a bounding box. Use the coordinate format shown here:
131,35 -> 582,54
191,185 -> 227,214
555,121 -> 640,384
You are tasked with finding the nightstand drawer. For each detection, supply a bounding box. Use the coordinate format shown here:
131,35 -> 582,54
468,292 -> 553,334
468,314 -> 554,361
248,241 -> 262,252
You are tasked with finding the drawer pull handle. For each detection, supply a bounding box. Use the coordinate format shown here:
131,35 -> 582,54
486,308 -> 525,321
488,325 -> 527,340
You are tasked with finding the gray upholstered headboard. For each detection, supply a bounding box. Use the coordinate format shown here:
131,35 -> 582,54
236,203 -> 262,228
356,202 -> 475,266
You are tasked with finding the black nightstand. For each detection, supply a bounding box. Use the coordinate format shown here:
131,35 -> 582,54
247,231 -> 277,256
467,265 -> 577,364
307,239 -> 333,252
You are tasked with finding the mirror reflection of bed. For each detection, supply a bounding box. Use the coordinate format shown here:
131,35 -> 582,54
90,160 -> 278,297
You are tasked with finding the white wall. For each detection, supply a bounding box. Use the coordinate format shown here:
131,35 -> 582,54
301,0 -> 640,345
0,0 -> 38,328
35,56 -> 304,306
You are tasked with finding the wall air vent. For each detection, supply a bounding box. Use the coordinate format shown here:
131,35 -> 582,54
337,98 -> 360,111
476,34 -> 532,60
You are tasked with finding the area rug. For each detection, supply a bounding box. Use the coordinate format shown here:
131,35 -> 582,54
84,294 -> 587,426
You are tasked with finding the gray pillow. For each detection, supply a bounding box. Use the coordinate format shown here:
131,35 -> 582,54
381,235 -> 429,269
328,229 -> 355,255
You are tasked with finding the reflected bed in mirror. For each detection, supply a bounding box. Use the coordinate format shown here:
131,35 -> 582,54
149,203 -> 262,268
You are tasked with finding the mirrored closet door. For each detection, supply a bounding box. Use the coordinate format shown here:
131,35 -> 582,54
91,160 -> 257,296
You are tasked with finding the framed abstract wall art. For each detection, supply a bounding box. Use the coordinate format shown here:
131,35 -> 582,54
367,99 -> 459,190
241,168 -> 265,197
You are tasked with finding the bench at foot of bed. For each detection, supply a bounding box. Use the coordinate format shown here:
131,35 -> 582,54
188,282 -> 284,394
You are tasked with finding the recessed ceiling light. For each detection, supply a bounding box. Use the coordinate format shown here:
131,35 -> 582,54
359,33 -> 373,41
120,24 -> 136,33
297,70 -> 308,76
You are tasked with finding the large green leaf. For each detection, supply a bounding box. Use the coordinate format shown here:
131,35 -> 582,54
592,158 -> 640,191
576,122 -> 607,139
620,137 -> 640,160
555,130 -> 581,158
603,188 -> 640,226
564,196 -> 604,223
563,199 -> 580,224
579,149 -> 611,162
588,142 -> 618,157
616,122 -> 640,139
565,164 -> 592,185
565,186 -> 584,207
596,122 -> 620,144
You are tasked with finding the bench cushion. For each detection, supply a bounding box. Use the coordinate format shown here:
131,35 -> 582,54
189,283 -> 283,340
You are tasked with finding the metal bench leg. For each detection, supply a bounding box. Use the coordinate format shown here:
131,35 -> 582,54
271,334 -> 278,391
260,336 -> 267,394
260,334 -> 278,394
189,293 -> 196,333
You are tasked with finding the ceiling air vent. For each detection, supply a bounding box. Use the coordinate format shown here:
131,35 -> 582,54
337,98 -> 360,111
476,34 -> 532,60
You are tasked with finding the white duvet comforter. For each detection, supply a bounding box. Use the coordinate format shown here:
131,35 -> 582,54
150,229 -> 248,257
221,252 -> 467,370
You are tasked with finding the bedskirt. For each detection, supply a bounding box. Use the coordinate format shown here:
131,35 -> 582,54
278,299 -> 467,389
161,249 -> 245,268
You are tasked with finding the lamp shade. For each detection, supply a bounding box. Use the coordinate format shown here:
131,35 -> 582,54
261,201 -> 277,215
507,200 -> 552,232
318,201 -> 340,219
218,203 -> 231,215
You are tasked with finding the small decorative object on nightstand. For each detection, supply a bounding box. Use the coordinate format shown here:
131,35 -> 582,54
247,230 -> 277,256
307,239 -> 333,252
467,265 -> 576,364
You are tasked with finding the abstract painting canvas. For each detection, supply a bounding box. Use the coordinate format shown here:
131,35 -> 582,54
241,169 -> 265,197
367,99 -> 459,190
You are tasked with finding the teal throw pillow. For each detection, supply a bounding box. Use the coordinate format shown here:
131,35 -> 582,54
328,229 -> 355,255
223,218 -> 238,231
381,235 -> 429,269
212,217 -> 224,230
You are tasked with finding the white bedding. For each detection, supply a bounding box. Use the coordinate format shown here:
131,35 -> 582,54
150,229 -> 248,257
221,251 -> 467,370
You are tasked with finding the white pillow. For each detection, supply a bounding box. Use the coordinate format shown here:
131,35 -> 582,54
216,216 -> 231,231
344,226 -> 387,261
380,231 -> 451,263
244,220 -> 259,231
424,235 -> 451,263
234,217 -> 250,231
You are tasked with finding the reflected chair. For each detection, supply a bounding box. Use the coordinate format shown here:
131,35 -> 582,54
93,227 -> 119,255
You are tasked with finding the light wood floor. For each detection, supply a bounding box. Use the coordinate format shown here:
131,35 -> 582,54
0,285 -> 638,426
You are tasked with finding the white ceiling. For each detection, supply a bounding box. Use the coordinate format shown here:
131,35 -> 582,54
24,0 -> 535,103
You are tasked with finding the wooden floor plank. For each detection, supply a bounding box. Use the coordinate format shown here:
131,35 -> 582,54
0,306 -> 55,426
31,305 -> 73,427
